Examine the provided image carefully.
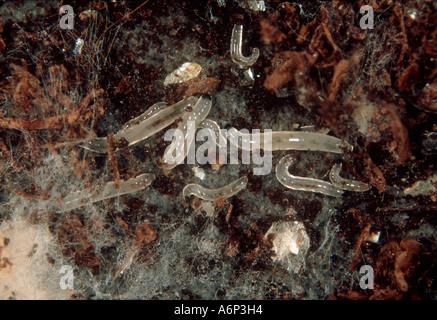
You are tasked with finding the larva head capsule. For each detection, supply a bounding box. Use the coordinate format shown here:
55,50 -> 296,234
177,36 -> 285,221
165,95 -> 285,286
135,173 -> 155,187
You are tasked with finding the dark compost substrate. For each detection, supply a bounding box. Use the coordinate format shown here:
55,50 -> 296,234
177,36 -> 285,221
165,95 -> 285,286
0,0 -> 436,300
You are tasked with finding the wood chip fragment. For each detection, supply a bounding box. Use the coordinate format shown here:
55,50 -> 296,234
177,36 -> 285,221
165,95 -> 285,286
57,214 -> 102,272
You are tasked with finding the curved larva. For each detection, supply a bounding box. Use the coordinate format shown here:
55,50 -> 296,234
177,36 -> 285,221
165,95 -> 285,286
228,128 -> 352,154
198,119 -> 227,148
182,176 -> 248,201
82,97 -> 197,153
58,173 -> 156,213
230,24 -> 260,69
157,95 -> 212,170
275,155 -> 343,197
329,163 -> 371,192
164,62 -> 202,86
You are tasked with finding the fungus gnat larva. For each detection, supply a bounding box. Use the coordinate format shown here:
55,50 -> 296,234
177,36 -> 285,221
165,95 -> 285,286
182,176 -> 248,201
57,173 -> 155,212
198,119 -> 227,148
329,163 -> 371,192
81,97 -> 198,153
157,95 -> 212,170
230,24 -> 260,69
228,128 -> 352,154
275,154 -> 343,197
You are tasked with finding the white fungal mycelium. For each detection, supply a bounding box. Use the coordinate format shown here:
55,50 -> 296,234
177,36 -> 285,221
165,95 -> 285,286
182,176 -> 248,201
265,220 -> 310,272
329,163 -> 371,192
57,173 -> 155,213
230,24 -> 260,69
228,128 -> 352,154
157,95 -> 212,170
81,97 -> 197,153
163,62 -> 202,86
275,154 -> 344,197
112,248 -> 139,282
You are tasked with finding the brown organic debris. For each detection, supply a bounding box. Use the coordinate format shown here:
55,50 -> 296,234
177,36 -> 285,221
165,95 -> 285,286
394,239 -> 421,292
107,133 -> 121,189
397,62 -> 419,92
28,209 -> 56,225
308,24 -> 342,68
263,51 -> 317,96
133,221 -> 158,248
0,37 -> 4,52
57,215 -> 102,273
0,88 -> 105,130
259,14 -> 287,45
174,77 -> 221,100
418,79 -> 437,113
349,223 -> 371,270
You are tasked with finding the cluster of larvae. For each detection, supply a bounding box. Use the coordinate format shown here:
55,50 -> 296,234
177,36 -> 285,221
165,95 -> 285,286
57,22 -> 370,212
56,92 -> 369,212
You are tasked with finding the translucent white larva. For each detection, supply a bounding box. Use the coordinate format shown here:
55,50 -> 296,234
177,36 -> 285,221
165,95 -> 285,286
58,173 -> 155,212
157,95 -> 212,170
198,119 -> 227,148
230,24 -> 260,69
227,128 -> 352,154
120,102 -> 168,132
275,154 -> 343,197
81,97 -> 197,153
182,176 -> 248,201
329,163 -> 371,192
